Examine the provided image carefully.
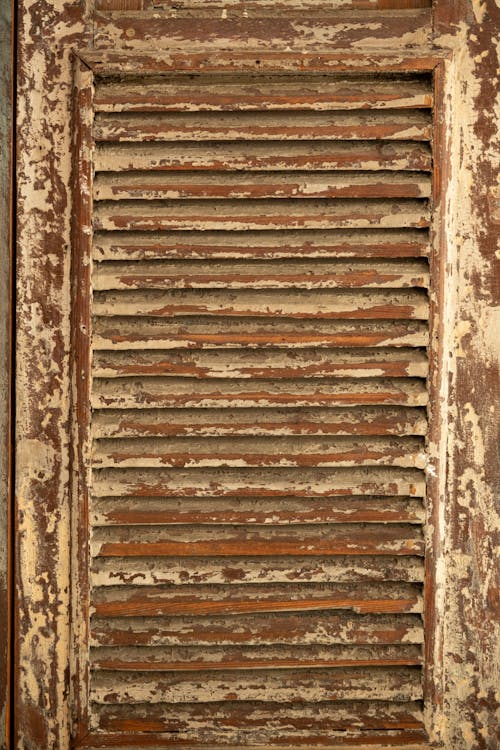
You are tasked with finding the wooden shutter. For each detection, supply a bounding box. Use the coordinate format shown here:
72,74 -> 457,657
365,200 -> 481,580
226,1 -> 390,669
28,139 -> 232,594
77,69 -> 433,746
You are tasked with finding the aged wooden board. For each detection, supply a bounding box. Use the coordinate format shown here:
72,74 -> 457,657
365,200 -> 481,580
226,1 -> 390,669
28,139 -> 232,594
12,2 -> 499,750
0,0 -> 13,747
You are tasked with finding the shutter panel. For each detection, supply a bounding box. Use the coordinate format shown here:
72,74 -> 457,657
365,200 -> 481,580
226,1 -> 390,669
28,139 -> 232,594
85,71 -> 432,746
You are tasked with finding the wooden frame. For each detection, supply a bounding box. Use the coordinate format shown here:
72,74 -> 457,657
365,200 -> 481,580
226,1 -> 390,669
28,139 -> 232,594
11,2 -> 499,748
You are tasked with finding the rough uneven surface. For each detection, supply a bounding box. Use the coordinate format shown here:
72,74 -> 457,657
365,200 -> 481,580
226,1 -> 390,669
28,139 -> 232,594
0,0 -> 13,747
11,1 -> 500,749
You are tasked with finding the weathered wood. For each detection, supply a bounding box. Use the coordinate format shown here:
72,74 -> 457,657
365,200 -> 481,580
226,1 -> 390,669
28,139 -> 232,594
92,319 -> 430,350
94,111 -> 432,143
91,495 -> 425,526
90,611 -> 425,647
92,288 -> 430,319
92,348 -> 429,380
91,554 -> 425,586
92,435 -> 426,469
94,75 -> 433,111
91,522 -> 425,557
94,143 -> 432,173
91,698 -> 424,736
93,229 -> 431,261
92,376 -> 429,409
96,0 -> 433,13
79,734 -> 430,749
0,0 -> 12,743
90,581 -> 423,617
90,666 -> 424,704
91,644 -> 423,671
94,172 -> 432,201
92,259 -> 431,290
91,405 -> 428,438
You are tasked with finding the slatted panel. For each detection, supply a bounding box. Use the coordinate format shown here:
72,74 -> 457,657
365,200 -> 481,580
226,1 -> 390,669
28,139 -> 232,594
87,71 -> 432,746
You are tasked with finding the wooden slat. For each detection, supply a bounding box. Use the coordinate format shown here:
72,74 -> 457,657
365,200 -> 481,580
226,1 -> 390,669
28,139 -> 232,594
90,666 -> 423,704
92,698 -> 425,736
95,1 -> 433,14
94,76 -> 433,112
92,436 -> 426,469
91,377 -> 429,409
91,406 -> 428,438
92,288 -> 429,319
92,319 -> 430,351
93,110 -> 432,143
92,229 -> 431,261
92,348 -> 428,380
93,171 -> 432,200
90,611 -> 424,647
91,644 -> 422,671
90,555 -> 425,586
94,111 -> 433,144
94,143 -> 432,173
91,522 -> 425,557
80,733 -> 429,748
90,581 -> 423,618
91,495 -> 425,526
92,259 -> 430,291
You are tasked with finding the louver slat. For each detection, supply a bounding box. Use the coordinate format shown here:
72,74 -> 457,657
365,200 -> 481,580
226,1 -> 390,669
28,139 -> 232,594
85,70 -> 432,746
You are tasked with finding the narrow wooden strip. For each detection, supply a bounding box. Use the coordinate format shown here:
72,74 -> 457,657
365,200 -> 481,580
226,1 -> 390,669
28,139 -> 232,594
90,611 -> 425,647
92,436 -> 426,469
95,0 -> 433,14
90,583 -> 422,617
92,288 -> 430,320
78,733 -> 429,749
92,229 -> 431,261
92,348 -> 428,380
93,171 -> 432,200
90,555 -> 425,586
89,666 -> 423,704
91,377 -> 429,409
92,318 -> 430,350
93,75 -> 432,112
91,698 -> 424,736
90,644 -> 422,671
91,406 -> 428,438
91,466 -> 426,500
94,143 -> 432,173
91,495 -> 425,527
91,521 -> 425,556
93,110 -> 432,143
91,259 -> 430,290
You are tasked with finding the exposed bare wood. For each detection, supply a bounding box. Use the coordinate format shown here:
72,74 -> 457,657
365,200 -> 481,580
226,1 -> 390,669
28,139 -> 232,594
94,111 -> 433,143
92,288 -> 430,319
91,376 -> 429,409
93,171 -> 432,201
92,319 -> 430,351
91,521 -> 425,557
93,229 -> 431,261
90,666 -> 424,704
91,405 -> 428,438
91,644 -> 423,671
94,76 -> 433,111
94,143 -> 432,174
92,259 -> 430,290
90,554 -> 425,586
90,611 -> 425,647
